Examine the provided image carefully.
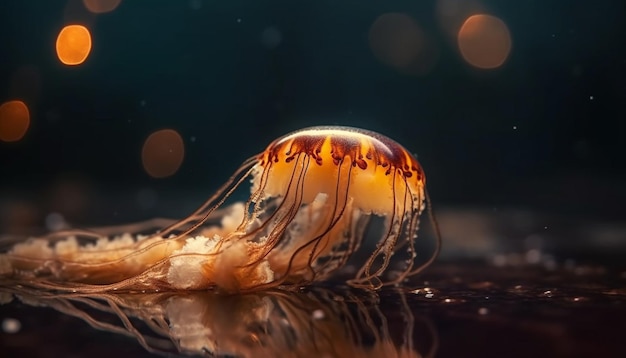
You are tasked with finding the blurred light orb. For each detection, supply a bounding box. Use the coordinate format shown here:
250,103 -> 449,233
261,27 -> 282,49
457,14 -> 511,69
82,0 -> 121,14
142,129 -> 185,178
369,13 -> 424,69
45,212 -> 66,231
56,25 -> 92,66
0,100 -> 30,142
1,318 -> 21,334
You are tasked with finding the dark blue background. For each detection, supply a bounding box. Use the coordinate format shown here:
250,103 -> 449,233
1,0 -> 625,227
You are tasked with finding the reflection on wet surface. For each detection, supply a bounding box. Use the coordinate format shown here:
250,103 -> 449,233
2,262 -> 625,357
0,284 -> 436,357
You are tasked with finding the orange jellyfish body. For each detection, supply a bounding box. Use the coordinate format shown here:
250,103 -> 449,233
0,126 -> 440,292
258,127 -> 425,213
252,127 -> 432,288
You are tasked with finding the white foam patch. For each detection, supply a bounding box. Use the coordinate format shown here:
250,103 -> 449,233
9,239 -> 54,259
220,203 -> 245,232
166,234 -> 276,290
167,236 -> 219,289
7,233 -> 152,258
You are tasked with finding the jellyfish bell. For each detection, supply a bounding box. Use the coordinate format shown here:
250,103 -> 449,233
0,126 -> 440,293
250,126 -> 436,287
256,126 -> 425,213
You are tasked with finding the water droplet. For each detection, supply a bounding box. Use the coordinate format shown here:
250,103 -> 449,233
2,318 -> 21,334
312,309 -> 325,320
525,249 -> 541,264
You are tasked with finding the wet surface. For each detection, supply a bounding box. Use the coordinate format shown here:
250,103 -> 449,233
1,261 -> 625,358
412,263 -> 626,358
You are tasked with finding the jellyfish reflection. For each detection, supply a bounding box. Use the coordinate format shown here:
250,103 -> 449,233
0,287 -> 437,357
0,126 -> 440,292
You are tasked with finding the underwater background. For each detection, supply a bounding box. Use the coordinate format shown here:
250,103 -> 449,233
1,0 -> 625,357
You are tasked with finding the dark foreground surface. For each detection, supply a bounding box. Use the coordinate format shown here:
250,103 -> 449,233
1,261 -> 624,358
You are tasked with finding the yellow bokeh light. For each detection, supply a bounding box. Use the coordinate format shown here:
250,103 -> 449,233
458,14 -> 512,69
0,100 -> 30,142
56,25 -> 92,66
82,0 -> 121,14
142,129 -> 185,178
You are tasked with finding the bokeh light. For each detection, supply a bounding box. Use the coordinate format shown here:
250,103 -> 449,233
82,0 -> 121,14
369,13 -> 438,75
261,27 -> 282,49
1,318 -> 21,334
45,212 -> 67,231
141,129 -> 185,179
457,14 -> 512,69
56,25 -> 92,66
0,100 -> 30,142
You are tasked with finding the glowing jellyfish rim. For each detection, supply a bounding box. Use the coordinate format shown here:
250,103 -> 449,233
0,126 -> 441,292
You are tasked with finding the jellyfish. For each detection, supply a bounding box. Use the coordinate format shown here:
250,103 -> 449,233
0,126 -> 440,292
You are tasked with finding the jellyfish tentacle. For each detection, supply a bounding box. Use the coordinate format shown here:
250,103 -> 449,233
350,170 -> 401,288
305,157 -> 352,274
160,155 -> 258,238
406,188 -> 441,277
381,174 -> 420,286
